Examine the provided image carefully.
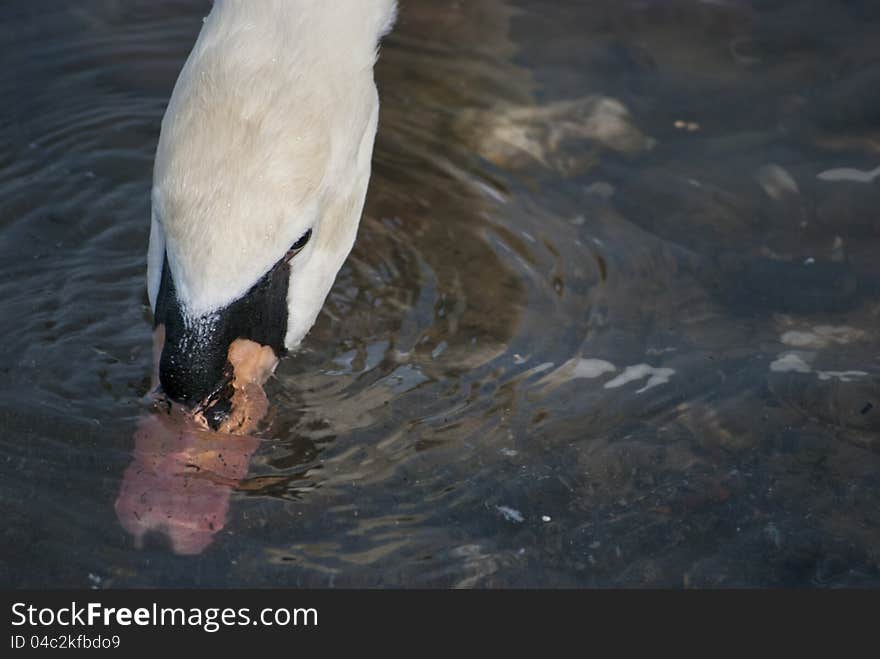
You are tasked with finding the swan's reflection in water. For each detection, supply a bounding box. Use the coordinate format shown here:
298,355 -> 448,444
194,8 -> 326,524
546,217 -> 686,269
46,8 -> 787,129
115,407 -> 259,555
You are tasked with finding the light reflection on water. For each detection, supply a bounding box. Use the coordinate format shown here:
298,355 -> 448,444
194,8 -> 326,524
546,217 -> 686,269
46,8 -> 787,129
1,0 -> 879,587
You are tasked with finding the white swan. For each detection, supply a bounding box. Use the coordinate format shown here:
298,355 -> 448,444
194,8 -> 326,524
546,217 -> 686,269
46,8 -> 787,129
147,0 -> 397,408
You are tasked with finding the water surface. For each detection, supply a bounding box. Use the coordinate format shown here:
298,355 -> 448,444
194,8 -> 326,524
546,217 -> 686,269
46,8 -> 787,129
1,0 -> 879,587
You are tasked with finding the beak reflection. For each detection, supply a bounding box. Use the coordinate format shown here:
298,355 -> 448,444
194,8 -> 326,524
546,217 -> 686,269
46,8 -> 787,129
114,407 -> 261,555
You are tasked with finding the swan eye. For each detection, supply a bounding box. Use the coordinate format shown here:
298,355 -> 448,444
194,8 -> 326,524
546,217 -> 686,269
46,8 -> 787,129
284,229 -> 312,262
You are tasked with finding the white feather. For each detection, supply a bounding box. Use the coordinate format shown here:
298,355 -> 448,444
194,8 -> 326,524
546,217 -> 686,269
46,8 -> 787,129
149,0 -> 396,349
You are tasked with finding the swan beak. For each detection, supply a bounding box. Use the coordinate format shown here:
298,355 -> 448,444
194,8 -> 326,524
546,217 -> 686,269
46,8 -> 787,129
153,256 -> 288,425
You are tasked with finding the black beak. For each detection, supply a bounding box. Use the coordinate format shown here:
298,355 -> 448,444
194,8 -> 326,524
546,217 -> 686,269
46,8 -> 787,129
153,254 -> 290,414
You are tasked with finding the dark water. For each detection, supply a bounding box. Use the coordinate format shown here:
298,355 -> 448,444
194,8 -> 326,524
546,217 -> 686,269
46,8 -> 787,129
1,0 -> 879,587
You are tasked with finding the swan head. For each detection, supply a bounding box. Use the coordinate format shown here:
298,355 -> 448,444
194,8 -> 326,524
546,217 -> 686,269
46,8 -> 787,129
147,0 -> 396,413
